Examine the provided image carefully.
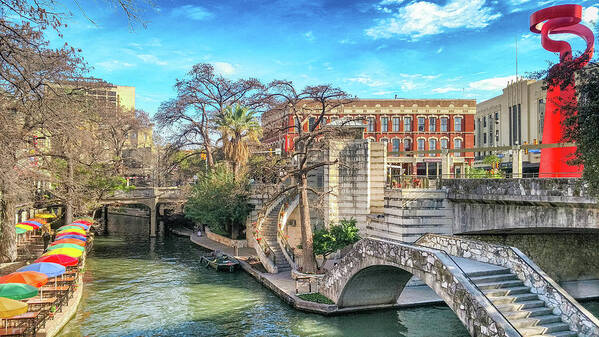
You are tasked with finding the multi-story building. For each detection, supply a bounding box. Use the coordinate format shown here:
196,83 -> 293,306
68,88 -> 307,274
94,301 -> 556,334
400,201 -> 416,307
262,98 -> 476,178
475,79 -> 546,172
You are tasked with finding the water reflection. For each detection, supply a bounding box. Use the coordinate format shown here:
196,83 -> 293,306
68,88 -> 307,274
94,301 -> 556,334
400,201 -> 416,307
58,215 -> 599,337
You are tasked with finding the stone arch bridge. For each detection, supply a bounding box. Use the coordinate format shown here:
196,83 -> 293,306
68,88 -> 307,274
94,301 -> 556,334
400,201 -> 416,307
320,234 -> 599,337
100,187 -> 185,236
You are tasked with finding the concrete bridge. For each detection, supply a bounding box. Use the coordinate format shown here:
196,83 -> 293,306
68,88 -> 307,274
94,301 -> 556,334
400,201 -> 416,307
321,234 -> 599,337
101,187 -> 185,236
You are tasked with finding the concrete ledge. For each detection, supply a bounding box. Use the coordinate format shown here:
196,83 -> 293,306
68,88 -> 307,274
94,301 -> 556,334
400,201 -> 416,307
205,228 -> 248,248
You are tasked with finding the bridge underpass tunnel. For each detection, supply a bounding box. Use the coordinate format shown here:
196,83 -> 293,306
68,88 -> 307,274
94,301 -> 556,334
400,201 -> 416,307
337,265 -> 413,308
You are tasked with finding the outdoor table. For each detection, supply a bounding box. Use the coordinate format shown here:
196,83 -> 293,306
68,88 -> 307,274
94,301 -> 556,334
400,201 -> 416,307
26,297 -> 56,311
48,276 -> 76,284
0,327 -> 26,336
4,311 -> 39,333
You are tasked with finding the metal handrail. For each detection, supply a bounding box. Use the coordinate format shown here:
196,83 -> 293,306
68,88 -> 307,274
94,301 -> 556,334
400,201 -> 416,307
277,192 -> 298,264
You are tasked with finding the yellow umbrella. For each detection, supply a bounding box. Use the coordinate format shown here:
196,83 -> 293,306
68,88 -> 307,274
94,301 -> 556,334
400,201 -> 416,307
0,297 -> 28,318
35,213 -> 56,219
15,224 -> 34,231
56,228 -> 86,235
42,248 -> 83,258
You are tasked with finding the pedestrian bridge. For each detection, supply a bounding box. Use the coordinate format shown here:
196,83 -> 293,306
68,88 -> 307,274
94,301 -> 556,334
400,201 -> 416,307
320,234 -> 599,337
100,187 -> 185,236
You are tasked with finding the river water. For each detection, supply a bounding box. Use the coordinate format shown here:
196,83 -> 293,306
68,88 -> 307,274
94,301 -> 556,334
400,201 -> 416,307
59,215 -> 599,337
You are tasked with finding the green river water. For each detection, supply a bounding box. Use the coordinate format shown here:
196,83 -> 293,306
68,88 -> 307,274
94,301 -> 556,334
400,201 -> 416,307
58,215 -> 599,337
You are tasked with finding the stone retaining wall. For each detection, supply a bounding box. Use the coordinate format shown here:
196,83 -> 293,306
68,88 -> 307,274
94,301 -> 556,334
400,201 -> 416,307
205,228 -> 248,248
417,234 -> 599,336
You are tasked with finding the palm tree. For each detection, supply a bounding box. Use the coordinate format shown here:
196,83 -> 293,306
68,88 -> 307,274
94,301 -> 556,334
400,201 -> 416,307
216,104 -> 262,177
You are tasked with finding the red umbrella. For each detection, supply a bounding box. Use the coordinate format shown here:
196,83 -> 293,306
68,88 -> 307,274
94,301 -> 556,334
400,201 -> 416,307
56,231 -> 87,238
50,239 -> 85,247
0,271 -> 48,288
35,254 -> 78,267
73,220 -> 92,226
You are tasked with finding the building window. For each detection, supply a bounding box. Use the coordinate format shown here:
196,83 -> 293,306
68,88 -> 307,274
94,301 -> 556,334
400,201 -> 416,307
429,117 -> 436,132
404,117 -> 412,132
483,133 -> 487,144
309,117 -> 315,131
417,138 -> 425,157
418,117 -> 425,132
381,117 -> 389,132
483,116 -> 487,128
454,138 -> 462,156
440,138 -> 448,150
392,139 -> 400,152
367,117 -> 375,132
429,138 -> 437,155
495,112 -> 499,121
403,138 -> 411,151
392,117 -> 400,132
454,117 -> 463,132
440,117 -> 448,132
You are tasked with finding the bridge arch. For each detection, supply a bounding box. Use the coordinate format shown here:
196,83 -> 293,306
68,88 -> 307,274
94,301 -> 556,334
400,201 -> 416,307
321,238 -> 519,337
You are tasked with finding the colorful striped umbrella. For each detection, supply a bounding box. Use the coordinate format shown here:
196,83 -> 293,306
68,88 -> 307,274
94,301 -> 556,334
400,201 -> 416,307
35,254 -> 78,267
0,271 -> 47,288
56,228 -> 86,235
69,223 -> 90,230
0,283 -> 38,300
17,262 -> 65,278
26,219 -> 46,225
18,221 -> 40,229
73,219 -> 93,225
15,228 -> 27,235
0,297 -> 28,318
35,213 -> 56,219
50,239 -> 85,247
15,224 -> 34,231
56,230 -> 86,237
60,224 -> 88,231
55,234 -> 87,242
43,248 -> 83,258
46,244 -> 85,252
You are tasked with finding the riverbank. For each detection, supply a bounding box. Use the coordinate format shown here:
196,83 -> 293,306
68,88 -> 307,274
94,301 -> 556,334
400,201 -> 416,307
173,226 -> 599,316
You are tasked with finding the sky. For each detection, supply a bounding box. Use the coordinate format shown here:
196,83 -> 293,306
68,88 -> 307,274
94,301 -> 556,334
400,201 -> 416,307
48,0 -> 599,116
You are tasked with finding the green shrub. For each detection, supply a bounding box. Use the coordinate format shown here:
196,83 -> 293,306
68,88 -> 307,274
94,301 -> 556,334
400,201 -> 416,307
313,218 -> 361,269
184,165 -> 251,239
297,293 -> 334,304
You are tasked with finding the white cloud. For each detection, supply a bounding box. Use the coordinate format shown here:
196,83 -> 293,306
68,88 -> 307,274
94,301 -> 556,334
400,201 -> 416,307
137,54 -> 168,66
212,62 -> 236,75
468,75 -> 516,91
171,5 -> 213,21
436,47 -> 444,54
372,91 -> 395,96
583,6 -> 598,31
95,60 -> 135,71
304,31 -> 315,41
433,86 -> 461,93
399,73 -> 440,80
339,38 -> 356,44
347,76 -> 386,87
366,0 -> 502,40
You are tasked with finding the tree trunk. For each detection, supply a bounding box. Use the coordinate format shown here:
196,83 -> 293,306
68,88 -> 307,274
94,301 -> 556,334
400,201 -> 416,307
298,174 -> 316,273
231,222 -> 239,240
205,144 -> 214,169
65,156 -> 74,225
0,190 -> 18,262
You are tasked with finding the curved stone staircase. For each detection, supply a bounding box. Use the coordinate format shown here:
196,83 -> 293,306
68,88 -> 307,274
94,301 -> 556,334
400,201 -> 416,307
260,204 -> 291,273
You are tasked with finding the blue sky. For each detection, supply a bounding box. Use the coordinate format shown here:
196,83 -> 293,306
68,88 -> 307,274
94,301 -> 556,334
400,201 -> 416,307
49,0 -> 598,115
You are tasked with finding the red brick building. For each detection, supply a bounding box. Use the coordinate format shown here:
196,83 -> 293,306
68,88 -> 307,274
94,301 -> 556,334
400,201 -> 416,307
261,98 -> 476,177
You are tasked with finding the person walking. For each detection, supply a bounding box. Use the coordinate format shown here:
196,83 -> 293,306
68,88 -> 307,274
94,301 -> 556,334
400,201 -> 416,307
41,222 -> 52,250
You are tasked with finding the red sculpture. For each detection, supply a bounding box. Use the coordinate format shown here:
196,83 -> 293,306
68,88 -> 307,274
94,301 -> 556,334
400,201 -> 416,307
530,4 -> 594,178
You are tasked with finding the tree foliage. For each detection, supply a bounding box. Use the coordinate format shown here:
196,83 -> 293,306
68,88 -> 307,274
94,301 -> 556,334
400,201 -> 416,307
184,165 -> 251,239
216,104 -> 261,176
313,218 -> 360,269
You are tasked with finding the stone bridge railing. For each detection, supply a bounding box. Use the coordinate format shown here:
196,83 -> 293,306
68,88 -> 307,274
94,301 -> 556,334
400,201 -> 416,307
416,234 -> 599,336
320,238 -> 519,337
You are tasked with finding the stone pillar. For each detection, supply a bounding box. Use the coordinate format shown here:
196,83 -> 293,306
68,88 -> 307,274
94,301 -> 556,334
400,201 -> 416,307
150,205 -> 157,237
441,150 -> 452,179
369,141 -> 386,214
512,145 -> 523,178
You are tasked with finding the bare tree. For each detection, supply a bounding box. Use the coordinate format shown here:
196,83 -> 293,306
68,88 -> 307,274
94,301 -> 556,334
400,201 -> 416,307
155,63 -> 264,169
262,81 -> 354,273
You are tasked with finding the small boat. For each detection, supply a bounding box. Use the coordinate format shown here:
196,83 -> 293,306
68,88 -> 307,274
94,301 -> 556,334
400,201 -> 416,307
200,252 -> 240,272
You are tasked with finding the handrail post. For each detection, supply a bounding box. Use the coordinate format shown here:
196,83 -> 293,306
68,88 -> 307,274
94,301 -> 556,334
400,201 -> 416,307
512,144 -> 523,178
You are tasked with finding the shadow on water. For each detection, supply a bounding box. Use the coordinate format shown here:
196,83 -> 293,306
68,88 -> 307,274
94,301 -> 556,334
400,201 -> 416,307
58,214 -> 599,337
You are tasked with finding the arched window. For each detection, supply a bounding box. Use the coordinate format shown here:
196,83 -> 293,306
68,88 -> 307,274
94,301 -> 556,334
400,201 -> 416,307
429,138 -> 437,156
403,138 -> 412,151
392,138 -> 400,153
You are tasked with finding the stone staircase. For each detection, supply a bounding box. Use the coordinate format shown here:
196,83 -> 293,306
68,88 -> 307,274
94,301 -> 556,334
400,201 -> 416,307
368,190 -> 452,242
261,206 -> 291,273
469,268 -> 577,337
17,235 -> 45,260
